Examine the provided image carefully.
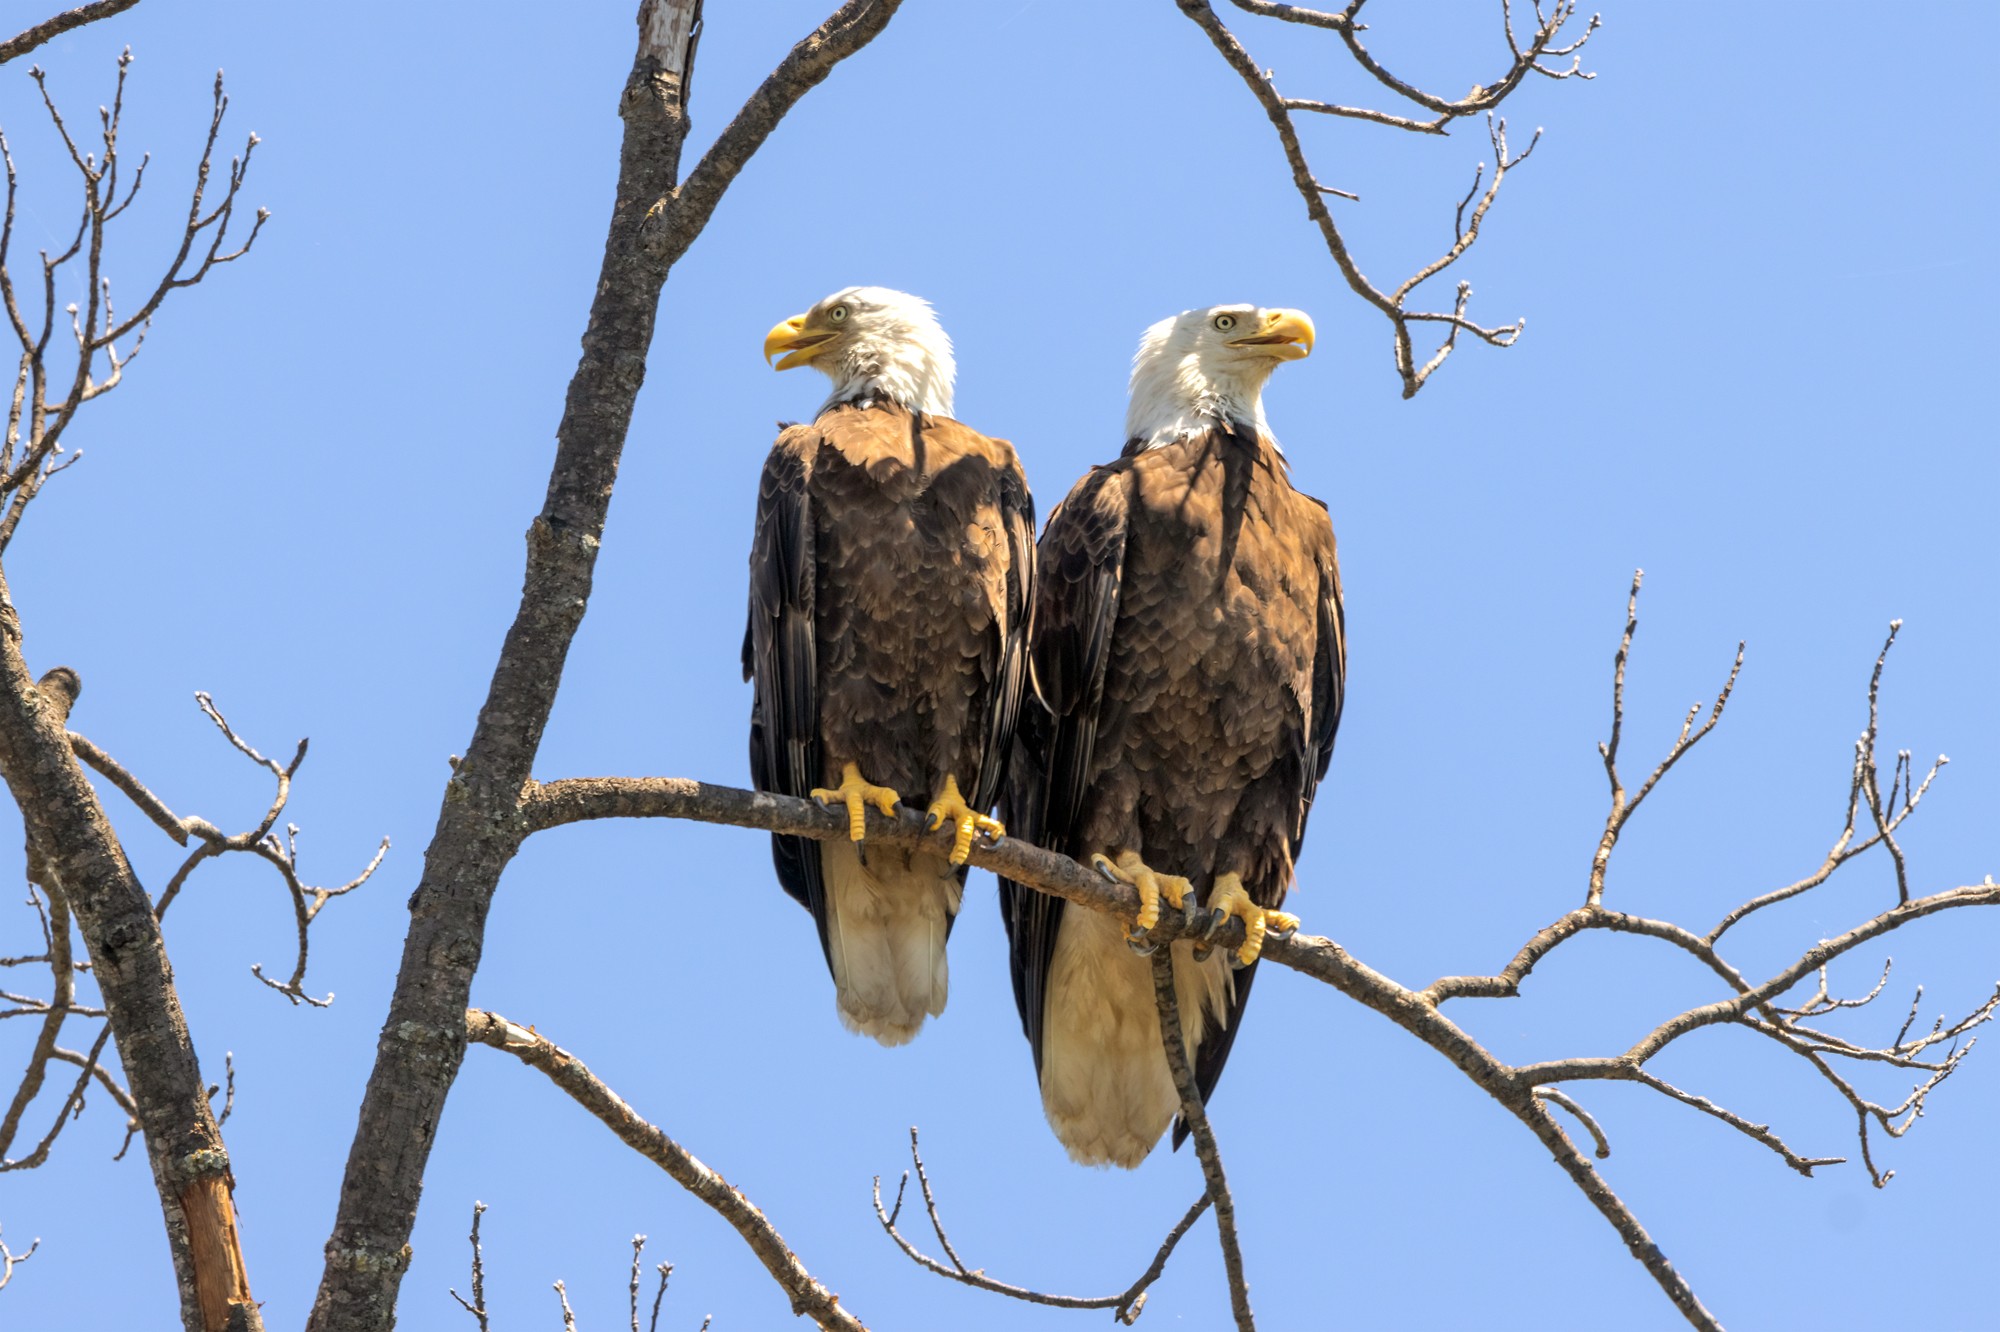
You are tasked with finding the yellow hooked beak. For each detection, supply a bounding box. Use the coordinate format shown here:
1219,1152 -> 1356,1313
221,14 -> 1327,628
1227,308 -> 1315,361
764,313 -> 834,371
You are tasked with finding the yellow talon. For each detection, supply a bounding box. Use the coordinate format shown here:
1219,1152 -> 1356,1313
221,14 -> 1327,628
809,762 -> 901,842
1207,872 -> 1295,968
924,773 -> 1003,867
1093,850 -> 1193,943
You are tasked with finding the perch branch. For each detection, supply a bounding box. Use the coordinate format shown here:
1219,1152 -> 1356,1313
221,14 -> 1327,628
518,575 -> 1999,1331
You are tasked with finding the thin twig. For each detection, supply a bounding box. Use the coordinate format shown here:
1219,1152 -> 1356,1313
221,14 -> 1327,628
448,1202 -> 490,1331
872,1125 -> 1209,1320
205,1051 -> 235,1128
0,1223 -> 40,1292
648,1262 -> 670,1332
1177,0 -> 1593,394
1534,1087 -> 1610,1159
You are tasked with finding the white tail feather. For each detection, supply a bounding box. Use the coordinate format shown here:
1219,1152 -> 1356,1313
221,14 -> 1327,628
1039,908 -> 1232,1168
821,839 -> 961,1046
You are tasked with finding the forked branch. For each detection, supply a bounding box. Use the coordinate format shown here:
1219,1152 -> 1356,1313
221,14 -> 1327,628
0,1222 -> 38,1293
1150,950 -> 1253,1331
0,50 -> 265,552
1180,0 -> 1597,395
873,1125 -> 1210,1325
70,690 -> 387,1005
2,675 -> 375,1238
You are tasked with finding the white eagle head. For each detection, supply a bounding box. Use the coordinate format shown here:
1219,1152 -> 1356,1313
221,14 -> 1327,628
1125,303 -> 1315,450
763,286 -> 955,418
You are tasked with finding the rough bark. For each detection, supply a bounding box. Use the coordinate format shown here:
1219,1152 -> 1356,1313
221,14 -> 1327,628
307,3 -> 904,1327
0,564 -> 258,1332
0,0 -> 142,65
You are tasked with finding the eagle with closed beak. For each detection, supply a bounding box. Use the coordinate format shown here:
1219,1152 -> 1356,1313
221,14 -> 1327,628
1001,303 -> 1344,1166
745,286 -> 1035,1045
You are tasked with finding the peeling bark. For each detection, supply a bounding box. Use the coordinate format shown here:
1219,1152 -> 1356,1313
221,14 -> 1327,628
0,564 -> 258,1332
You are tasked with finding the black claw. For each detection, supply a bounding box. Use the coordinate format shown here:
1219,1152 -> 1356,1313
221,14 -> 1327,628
1095,860 -> 1122,882
1200,908 -> 1229,941
1190,942 -> 1214,964
1230,950 -> 1255,972
1268,924 -> 1298,943
1126,933 -> 1158,957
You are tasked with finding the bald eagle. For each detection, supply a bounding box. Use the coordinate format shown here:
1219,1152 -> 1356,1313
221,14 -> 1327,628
746,286 -> 1035,1045
1000,304 -> 1343,1166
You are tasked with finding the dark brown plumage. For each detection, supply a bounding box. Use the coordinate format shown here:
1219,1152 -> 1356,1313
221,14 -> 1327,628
745,395 -> 1034,1044
1002,417 -> 1343,1166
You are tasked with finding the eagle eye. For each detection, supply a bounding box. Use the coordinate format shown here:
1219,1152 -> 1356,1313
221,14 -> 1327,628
1213,314 -> 1237,332
828,305 -> 850,324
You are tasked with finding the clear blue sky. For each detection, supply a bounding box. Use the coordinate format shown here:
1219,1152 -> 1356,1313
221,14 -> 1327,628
3,2 -> 1996,1328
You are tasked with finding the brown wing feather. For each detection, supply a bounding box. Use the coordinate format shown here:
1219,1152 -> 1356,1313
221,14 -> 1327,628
749,406 -> 1034,973
971,446 -> 1037,817
744,429 -> 829,957
999,463 -> 1131,1078
1178,479 -> 1343,1145
1299,522 -> 1345,847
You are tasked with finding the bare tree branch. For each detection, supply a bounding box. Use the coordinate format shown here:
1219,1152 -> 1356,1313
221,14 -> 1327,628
1534,1087 -> 1611,1159
466,1009 -> 863,1332
0,1222 -> 38,1292
68,731 -> 188,845
204,1051 -> 233,1130
872,1125 -> 1210,1324
1147,950 -> 1254,1330
0,614 -> 260,1332
0,682 -> 365,1325
66,692 -> 387,1000
446,1201 -> 489,1331
1178,0 -> 1598,395
0,0 -> 141,66
0,52 -> 264,553
1227,0 -> 1348,31
308,5 -> 904,1326
648,1259 -> 673,1332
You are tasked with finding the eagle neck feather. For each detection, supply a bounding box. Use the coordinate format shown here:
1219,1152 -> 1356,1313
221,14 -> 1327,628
1124,359 -> 1281,456
820,335 -> 954,419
